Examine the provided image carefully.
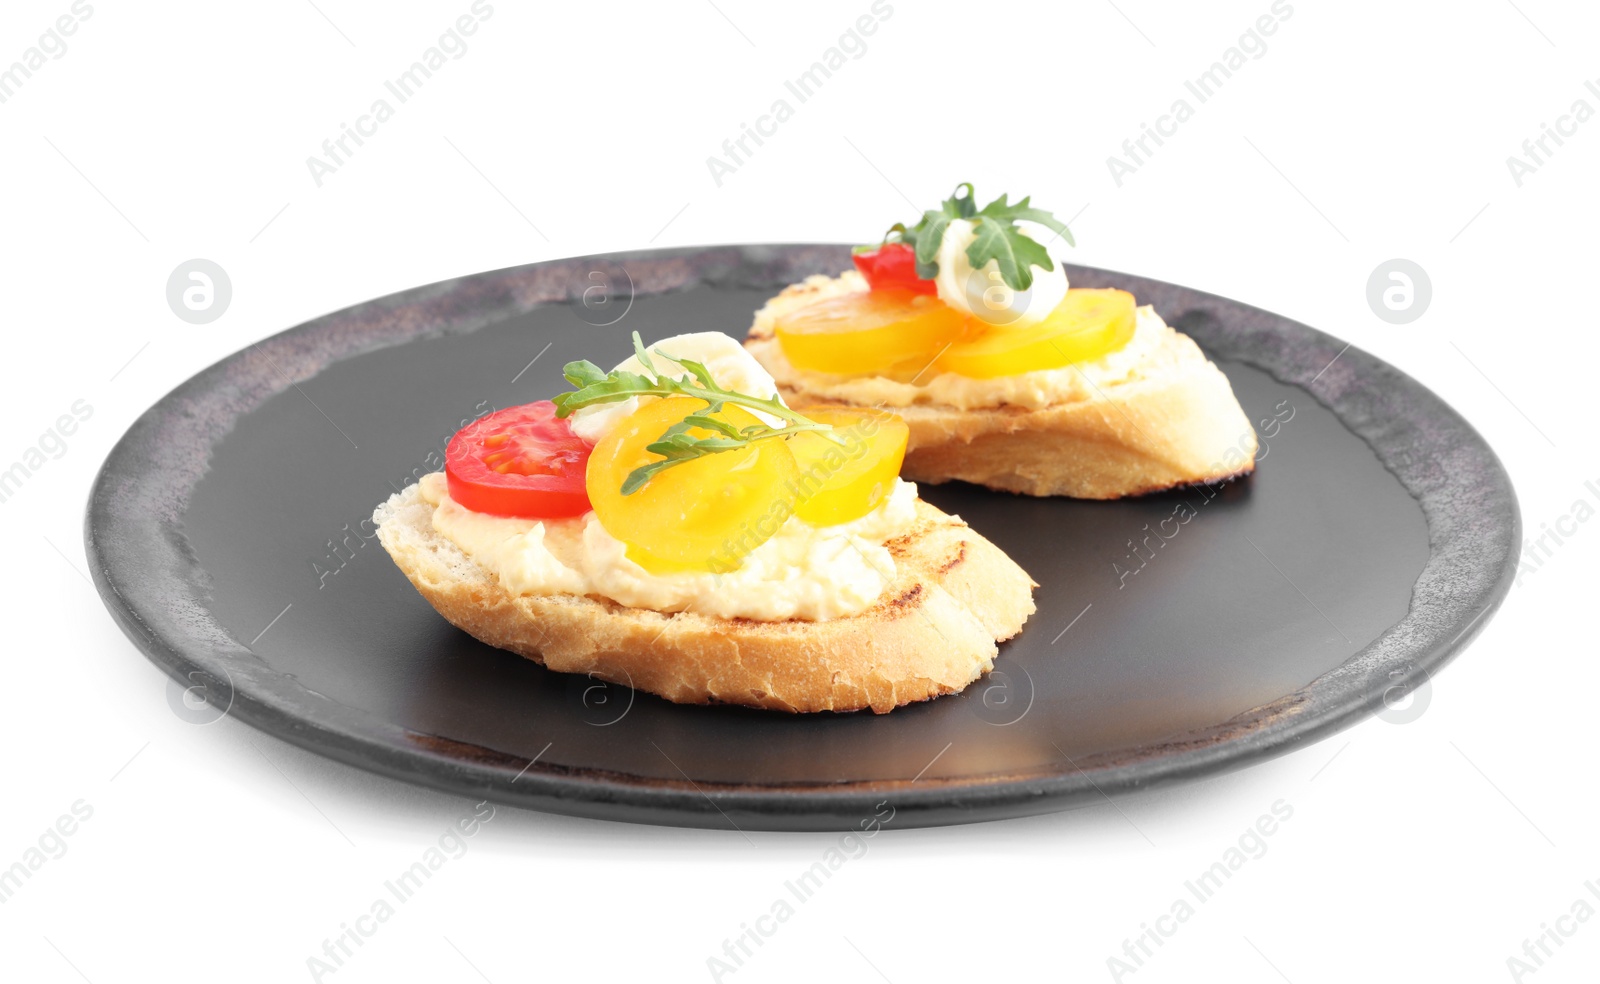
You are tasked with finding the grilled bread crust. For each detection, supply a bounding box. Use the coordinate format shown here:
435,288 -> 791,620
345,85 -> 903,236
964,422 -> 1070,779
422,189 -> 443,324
374,485 -> 1036,714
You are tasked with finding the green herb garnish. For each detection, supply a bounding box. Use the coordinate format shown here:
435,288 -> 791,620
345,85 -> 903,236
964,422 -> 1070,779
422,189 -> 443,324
879,182 -> 1075,292
552,332 -> 838,494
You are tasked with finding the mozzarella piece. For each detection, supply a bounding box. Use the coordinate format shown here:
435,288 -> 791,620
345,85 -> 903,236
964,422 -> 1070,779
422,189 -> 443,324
932,218 -> 1068,329
569,331 -> 784,443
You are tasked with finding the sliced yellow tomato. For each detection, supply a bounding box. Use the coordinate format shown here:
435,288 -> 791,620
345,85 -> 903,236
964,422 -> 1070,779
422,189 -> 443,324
773,289 -> 968,378
934,288 -> 1137,379
786,407 -> 909,527
586,397 -> 798,574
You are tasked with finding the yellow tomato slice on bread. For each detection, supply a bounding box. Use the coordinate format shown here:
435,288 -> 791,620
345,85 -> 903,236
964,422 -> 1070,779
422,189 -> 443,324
773,289 -> 968,378
934,288 -> 1137,379
587,397 -> 798,574
786,407 -> 909,527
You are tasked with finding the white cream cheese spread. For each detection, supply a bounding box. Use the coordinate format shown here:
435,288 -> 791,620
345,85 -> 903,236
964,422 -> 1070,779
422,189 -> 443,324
932,218 -> 1069,329
419,471 -> 919,621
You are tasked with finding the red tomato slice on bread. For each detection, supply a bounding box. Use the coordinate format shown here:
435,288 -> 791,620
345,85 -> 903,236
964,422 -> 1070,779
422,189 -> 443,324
852,242 -> 937,295
445,401 -> 593,518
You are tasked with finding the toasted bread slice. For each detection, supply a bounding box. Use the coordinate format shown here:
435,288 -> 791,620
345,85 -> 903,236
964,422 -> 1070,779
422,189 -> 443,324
772,362 -> 1258,499
745,274 -> 1258,499
374,484 -> 1036,714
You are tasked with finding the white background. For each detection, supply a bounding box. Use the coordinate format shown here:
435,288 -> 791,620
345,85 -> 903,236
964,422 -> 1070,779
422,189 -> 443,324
1,0 -> 1596,981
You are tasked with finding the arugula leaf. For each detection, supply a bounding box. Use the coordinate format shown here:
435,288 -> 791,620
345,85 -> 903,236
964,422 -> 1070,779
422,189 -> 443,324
967,214 -> 1056,292
911,211 -> 952,280
879,183 -> 1075,292
553,332 -> 840,494
551,365 -> 660,415
1006,203 -> 1075,247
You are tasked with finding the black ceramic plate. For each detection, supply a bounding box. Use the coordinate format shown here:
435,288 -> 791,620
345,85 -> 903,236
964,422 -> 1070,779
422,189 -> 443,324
86,245 -> 1517,831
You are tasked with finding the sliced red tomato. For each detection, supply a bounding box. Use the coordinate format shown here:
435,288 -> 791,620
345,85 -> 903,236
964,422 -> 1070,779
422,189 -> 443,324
852,242 -> 937,295
445,401 -> 593,518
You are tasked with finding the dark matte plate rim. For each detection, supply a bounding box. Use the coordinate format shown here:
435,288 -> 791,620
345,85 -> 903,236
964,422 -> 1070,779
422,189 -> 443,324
84,244 -> 1519,831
